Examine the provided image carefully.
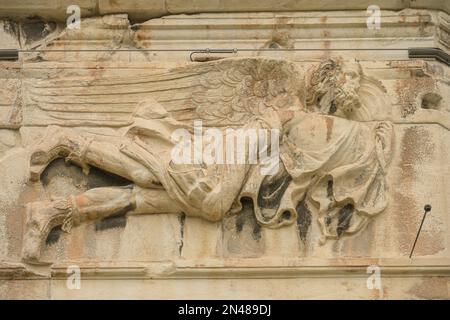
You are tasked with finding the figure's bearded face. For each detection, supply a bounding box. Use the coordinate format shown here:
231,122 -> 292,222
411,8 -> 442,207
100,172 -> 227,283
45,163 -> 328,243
333,66 -> 362,116
307,60 -> 363,118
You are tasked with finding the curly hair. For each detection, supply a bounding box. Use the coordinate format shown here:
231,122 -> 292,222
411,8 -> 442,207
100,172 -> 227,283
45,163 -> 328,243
306,59 -> 342,107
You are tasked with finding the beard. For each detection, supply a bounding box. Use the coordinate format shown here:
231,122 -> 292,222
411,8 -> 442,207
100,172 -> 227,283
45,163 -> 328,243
333,86 -> 362,116
308,79 -> 362,117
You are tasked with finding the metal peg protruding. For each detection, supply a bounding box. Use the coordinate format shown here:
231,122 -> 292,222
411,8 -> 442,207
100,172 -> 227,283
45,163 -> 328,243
409,204 -> 432,259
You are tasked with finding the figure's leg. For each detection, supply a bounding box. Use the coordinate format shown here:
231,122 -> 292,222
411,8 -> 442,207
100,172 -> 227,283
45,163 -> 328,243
130,186 -> 182,215
22,186 -> 181,264
22,186 -> 133,264
29,126 -> 158,187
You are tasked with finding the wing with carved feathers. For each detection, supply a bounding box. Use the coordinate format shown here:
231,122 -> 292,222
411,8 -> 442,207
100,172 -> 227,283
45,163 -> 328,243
23,57 -> 305,127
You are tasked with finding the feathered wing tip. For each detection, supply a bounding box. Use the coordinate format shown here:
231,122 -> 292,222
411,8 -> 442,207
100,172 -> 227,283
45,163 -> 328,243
25,57 -> 306,127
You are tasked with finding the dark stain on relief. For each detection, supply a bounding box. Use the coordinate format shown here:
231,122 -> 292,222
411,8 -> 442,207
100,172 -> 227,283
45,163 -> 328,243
46,226 -> 63,246
235,197 -> 262,241
95,208 -> 129,231
21,17 -> 57,44
223,197 -> 265,258
296,199 -> 312,243
329,100 -> 337,114
258,171 -> 292,209
178,212 -> 186,256
41,159 -> 131,189
130,24 -> 140,31
326,179 -> 333,199
325,179 -> 334,227
253,219 -> 262,240
3,20 -> 20,40
47,212 -> 129,244
337,203 -> 354,237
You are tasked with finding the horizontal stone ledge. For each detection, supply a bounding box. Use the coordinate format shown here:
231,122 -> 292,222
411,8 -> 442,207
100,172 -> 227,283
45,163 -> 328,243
1,10 -> 448,59
3,258 -> 450,280
0,0 -> 449,22
2,10 -> 447,61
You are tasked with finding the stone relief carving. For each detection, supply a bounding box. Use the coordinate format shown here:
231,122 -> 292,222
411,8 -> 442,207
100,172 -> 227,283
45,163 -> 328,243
20,57 -> 395,264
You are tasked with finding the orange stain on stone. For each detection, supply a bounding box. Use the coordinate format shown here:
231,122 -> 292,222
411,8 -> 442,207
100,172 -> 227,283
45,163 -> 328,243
75,194 -> 89,207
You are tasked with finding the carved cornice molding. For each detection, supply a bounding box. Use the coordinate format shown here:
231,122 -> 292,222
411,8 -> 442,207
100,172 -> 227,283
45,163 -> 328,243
1,10 -> 448,62
3,259 -> 450,280
0,0 -> 450,22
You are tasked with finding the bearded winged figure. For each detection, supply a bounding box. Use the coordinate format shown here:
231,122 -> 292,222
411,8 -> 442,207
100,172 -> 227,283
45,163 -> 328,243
23,57 -> 394,264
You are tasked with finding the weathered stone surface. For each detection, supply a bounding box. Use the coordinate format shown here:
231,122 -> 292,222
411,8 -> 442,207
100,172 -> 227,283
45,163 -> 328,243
0,6 -> 450,299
